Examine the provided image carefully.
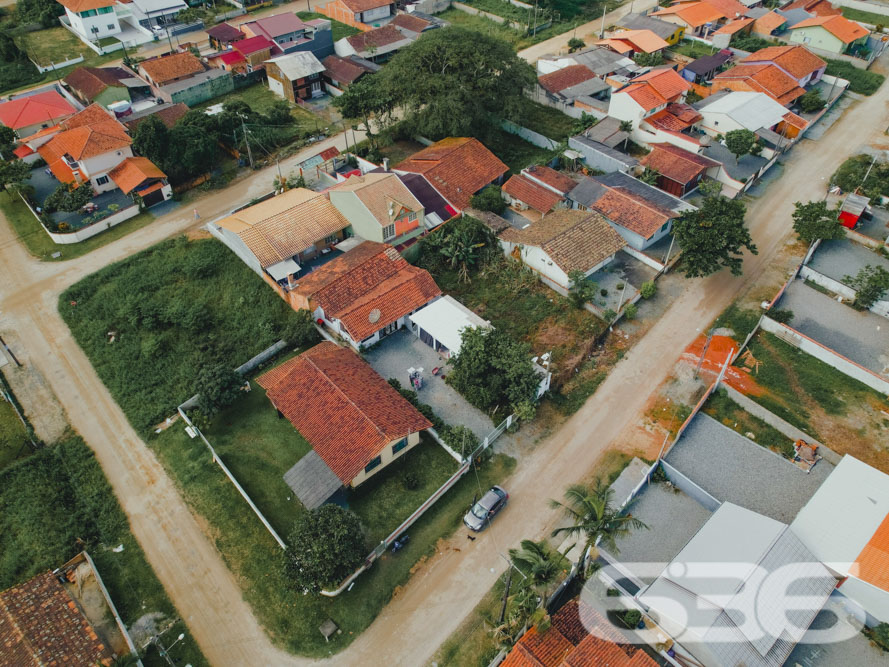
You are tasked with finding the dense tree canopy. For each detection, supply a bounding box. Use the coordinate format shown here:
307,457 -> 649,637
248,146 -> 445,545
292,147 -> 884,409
331,75 -> 394,149
379,27 -> 536,139
283,505 -> 365,593
43,181 -> 92,212
724,129 -> 755,163
0,158 -> 30,195
15,0 -> 64,27
845,265 -> 889,309
791,200 -> 845,245
673,195 -> 757,277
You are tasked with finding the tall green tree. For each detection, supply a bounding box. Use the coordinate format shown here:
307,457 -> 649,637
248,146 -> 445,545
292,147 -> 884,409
508,539 -> 561,608
43,181 -> 92,212
132,115 -> 169,167
283,505 -> 365,593
724,129 -> 755,164
380,27 -> 536,139
165,123 -> 219,182
0,158 -> 30,196
791,200 -> 845,245
845,265 -> 889,309
550,480 -> 646,562
331,75 -> 393,149
619,120 -> 633,151
0,125 -> 16,158
195,364 -> 241,416
568,269 -> 596,308
673,195 -> 757,277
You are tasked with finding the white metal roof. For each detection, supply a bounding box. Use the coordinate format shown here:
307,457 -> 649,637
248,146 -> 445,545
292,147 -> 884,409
267,258 -> 300,281
129,0 -> 186,15
409,295 -> 491,355
791,455 -> 889,576
265,51 -> 325,81
699,91 -> 787,132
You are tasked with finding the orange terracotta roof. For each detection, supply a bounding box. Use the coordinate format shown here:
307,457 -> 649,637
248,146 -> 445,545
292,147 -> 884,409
502,174 -> 563,213
782,110 -> 808,129
340,0 -> 392,11
623,82 -> 666,111
590,187 -> 676,239
538,64 -> 598,94
753,10 -> 786,34
714,17 -> 753,34
256,342 -> 432,483
852,513 -> 889,592
19,123 -> 60,143
742,45 -> 826,79
0,571 -> 113,667
699,0 -> 746,19
389,12 -> 430,32
644,102 -> 701,131
140,52 -> 204,86
292,241 -> 441,342
792,14 -> 869,43
524,165 -> 576,195
0,91 -> 75,131
329,172 -> 422,227
641,143 -> 719,184
712,63 -> 805,105
596,37 -> 637,55
56,0 -> 114,11
108,156 -> 166,194
785,0 -> 841,17
653,2 -> 725,27
63,66 -> 133,102
614,29 -> 670,52
396,137 -> 508,210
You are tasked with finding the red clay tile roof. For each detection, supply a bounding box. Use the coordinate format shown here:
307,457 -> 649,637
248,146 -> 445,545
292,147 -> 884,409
502,600 -> 657,667
524,165 -> 576,195
742,44 -> 827,79
390,12 -> 430,32
0,91 -> 75,131
644,103 -> 701,131
714,17 -> 753,34
293,241 -> 441,342
785,0 -> 841,17
590,186 -> 676,239
713,62 -> 805,105
57,0 -> 113,10
347,24 -> 406,52
782,109 -> 808,129
621,68 -> 691,111
503,174 -> 562,213
603,29 -> 669,53
323,54 -> 370,85
640,143 -> 719,185
753,10 -> 787,34
340,0 -> 392,11
63,67 -> 132,101
108,156 -> 166,194
396,137 -> 508,210
256,342 -> 431,482
0,571 -> 112,667
234,35 -> 275,56
140,52 -> 205,86
206,22 -> 244,42
700,0 -> 746,19
791,14 -> 869,43
122,103 -> 188,132
12,144 -> 34,158
653,2 -> 725,27
538,64 -> 598,94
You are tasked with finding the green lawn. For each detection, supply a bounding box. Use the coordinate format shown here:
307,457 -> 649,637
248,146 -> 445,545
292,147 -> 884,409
1,193 -> 156,261
0,436 -> 207,667
483,127 -> 558,173
0,379 -> 31,471
510,99 -> 578,141
842,6 -> 888,26
59,237 -> 314,435
670,39 -> 722,59
435,8 -> 559,50
297,11 -> 360,41
14,26 -> 120,82
703,387 -> 795,458
150,412 -> 515,657
824,58 -> 885,95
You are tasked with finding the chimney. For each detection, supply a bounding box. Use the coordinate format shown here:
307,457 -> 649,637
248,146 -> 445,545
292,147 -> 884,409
383,157 -> 390,172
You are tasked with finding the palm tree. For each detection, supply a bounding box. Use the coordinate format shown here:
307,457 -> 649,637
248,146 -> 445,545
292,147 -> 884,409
619,120 -> 633,152
549,480 -> 647,564
509,539 -> 561,608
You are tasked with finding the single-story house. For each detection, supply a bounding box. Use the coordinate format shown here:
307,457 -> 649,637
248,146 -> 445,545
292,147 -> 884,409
788,14 -> 869,55
680,50 -> 732,83
838,192 -> 870,228
206,22 -> 244,50
107,156 -> 172,207
785,0 -> 840,16
0,90 -> 76,139
694,89 -> 807,139
389,12 -> 434,35
290,240 -> 441,349
608,67 -> 692,135
241,12 -> 334,60
209,187 -> 350,288
265,51 -> 326,102
791,455 -> 889,626
328,171 -> 425,247
616,12 -> 685,44
568,170 -> 694,250
596,29 -> 670,56
711,62 -> 806,106
408,295 -> 491,359
334,23 -> 414,61
395,137 -> 509,212
651,2 -> 727,36
257,341 -> 432,507
537,63 -> 612,112
567,134 -> 639,174
231,35 -> 276,71
317,0 -> 395,31
139,51 -> 235,106
751,9 -> 788,38
321,54 -> 376,93
640,142 -> 722,196
740,44 -> 826,86
63,66 -> 150,110
501,165 -> 576,216
121,102 -> 188,132
498,208 -> 626,292
138,51 -> 204,88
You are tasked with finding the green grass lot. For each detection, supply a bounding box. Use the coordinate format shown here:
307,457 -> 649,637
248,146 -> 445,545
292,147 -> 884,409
703,387 -> 795,458
510,99 -> 578,141
0,382 -> 31,471
669,39 -> 722,59
842,6 -> 888,26
483,128 -> 558,173
151,413 -> 515,657
824,58 -> 885,95
59,237 -> 310,435
297,11 -> 360,41
198,386 -> 459,543
1,192 -> 155,261
0,436 -> 207,667
435,8 -> 567,50
738,331 -> 884,438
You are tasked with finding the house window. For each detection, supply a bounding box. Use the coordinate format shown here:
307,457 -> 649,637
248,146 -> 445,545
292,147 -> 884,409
80,9 -> 97,17
382,223 -> 395,240
660,222 -> 669,232
95,175 -> 109,185
407,211 -> 417,222
107,23 -> 115,29
98,6 -> 113,13
392,438 -> 407,454
364,456 -> 382,473
324,234 -> 339,244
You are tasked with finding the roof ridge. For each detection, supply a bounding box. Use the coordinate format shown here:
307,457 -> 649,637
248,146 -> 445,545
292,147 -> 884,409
609,186 -> 674,217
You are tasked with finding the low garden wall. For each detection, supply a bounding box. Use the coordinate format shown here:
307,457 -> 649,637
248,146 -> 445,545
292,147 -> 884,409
500,119 -> 559,150
19,194 -> 140,245
31,55 -> 84,74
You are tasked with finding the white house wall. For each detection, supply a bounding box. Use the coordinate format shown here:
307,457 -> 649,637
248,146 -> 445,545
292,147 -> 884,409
838,577 -> 889,626
66,7 -> 121,40
607,92 -> 645,125
208,223 -> 264,276
82,146 -> 134,192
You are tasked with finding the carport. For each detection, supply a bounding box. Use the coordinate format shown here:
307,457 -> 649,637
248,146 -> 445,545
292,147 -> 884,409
408,295 -> 492,359
283,450 -> 343,510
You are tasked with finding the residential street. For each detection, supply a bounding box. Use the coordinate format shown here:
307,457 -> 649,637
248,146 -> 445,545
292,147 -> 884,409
1,53 -> 888,667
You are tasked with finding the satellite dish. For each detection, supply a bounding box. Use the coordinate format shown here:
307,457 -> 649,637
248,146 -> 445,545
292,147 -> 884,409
368,308 -> 381,324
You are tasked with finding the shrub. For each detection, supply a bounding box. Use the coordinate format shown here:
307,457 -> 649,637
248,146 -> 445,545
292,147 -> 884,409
825,59 -> 884,95
845,265 -> 889,309
624,303 -> 638,320
871,622 -> 889,651
606,588 -> 620,597
599,288 -> 608,297
798,88 -> 826,113
283,505 -> 365,593
602,308 -> 617,322
769,308 -> 794,324
567,37 -> 585,52
401,470 -> 421,491
195,364 -> 242,416
640,281 -> 656,299
621,609 -> 642,628
470,185 -> 506,214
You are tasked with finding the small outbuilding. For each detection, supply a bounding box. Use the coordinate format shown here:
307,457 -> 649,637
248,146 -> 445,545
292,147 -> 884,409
409,295 -> 492,359
838,192 -> 870,229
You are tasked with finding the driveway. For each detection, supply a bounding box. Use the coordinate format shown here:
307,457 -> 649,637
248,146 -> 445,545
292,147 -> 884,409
2,41 -> 889,667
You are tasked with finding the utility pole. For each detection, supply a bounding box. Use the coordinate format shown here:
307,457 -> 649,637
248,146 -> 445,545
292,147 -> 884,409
599,2 -> 606,38
663,233 -> 675,268
694,330 -> 713,379
276,159 -> 284,190
241,119 -> 254,169
498,570 -> 513,624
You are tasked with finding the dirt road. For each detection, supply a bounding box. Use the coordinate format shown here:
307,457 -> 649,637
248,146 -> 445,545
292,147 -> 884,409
517,0 -> 659,64
2,63 -> 888,667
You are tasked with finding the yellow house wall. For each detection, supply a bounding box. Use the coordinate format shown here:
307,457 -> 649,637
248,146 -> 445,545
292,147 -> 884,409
349,430 -> 422,487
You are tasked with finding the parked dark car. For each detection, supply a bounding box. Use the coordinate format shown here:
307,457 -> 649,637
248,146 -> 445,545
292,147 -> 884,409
463,486 -> 508,531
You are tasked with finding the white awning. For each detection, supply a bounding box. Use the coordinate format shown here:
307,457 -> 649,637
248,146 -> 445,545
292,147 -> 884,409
334,237 -> 365,253
267,258 -> 300,281
409,296 -> 492,356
